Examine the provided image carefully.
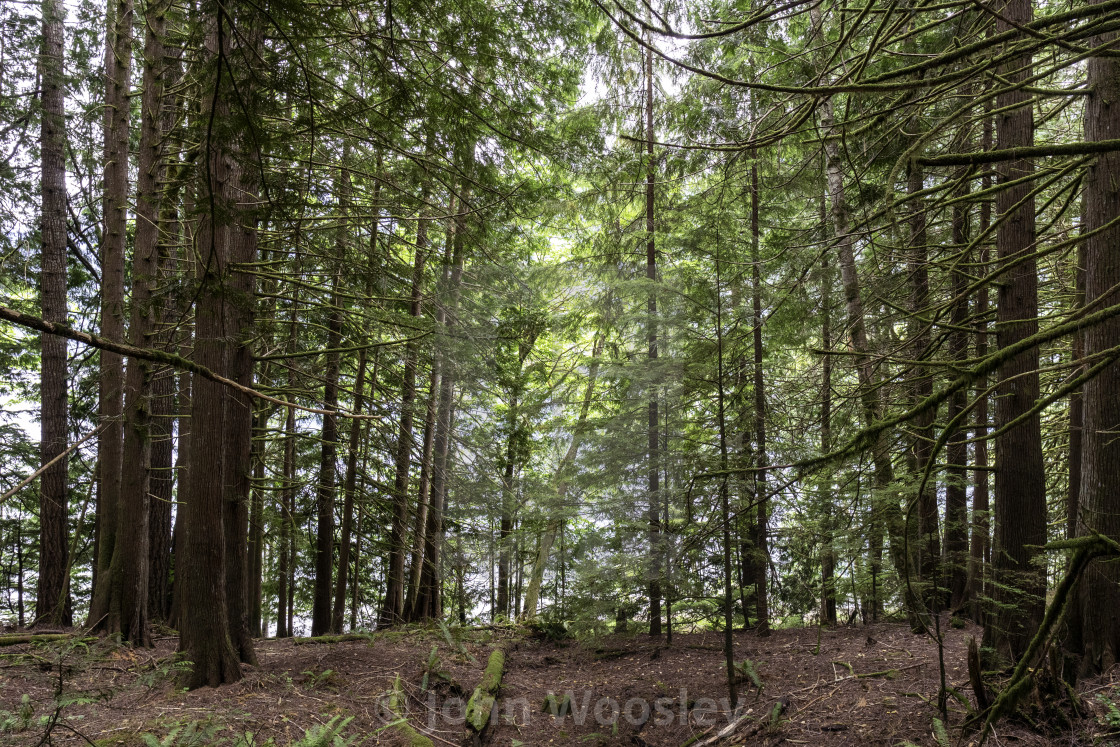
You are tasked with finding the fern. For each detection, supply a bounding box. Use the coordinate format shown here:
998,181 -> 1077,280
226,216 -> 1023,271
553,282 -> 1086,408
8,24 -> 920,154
0,693 -> 35,733
292,716 -> 357,747
1098,694 -> 1120,730
734,659 -> 763,692
141,720 -> 221,747
932,717 -> 950,747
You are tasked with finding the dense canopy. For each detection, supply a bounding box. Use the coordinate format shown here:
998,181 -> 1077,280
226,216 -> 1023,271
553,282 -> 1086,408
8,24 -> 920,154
1,0 -> 1119,739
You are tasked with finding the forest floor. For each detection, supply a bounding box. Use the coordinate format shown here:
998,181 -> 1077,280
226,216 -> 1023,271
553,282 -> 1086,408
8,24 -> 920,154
0,619 -> 1116,747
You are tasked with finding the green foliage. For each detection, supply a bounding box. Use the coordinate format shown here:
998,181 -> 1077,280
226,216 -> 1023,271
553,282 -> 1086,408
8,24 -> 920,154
139,655 -> 193,689
141,721 -> 222,747
291,717 -> 358,747
140,716 -> 359,747
0,693 -> 36,733
300,668 -> 338,691
931,717 -> 950,747
731,659 -> 763,692
1096,694 -> 1120,733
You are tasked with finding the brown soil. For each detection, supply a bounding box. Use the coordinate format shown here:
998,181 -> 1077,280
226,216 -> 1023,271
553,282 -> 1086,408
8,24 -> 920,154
0,621 -> 1115,746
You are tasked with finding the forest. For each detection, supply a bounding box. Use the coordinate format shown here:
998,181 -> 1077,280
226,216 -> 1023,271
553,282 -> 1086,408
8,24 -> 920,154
1,0 -> 1119,743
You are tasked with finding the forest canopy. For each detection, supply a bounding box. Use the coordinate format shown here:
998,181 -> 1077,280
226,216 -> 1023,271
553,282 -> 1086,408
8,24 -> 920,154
1,0 -> 1119,731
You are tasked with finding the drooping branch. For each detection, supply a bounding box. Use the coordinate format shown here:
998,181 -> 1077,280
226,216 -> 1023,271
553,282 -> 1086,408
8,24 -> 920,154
918,138 -> 1120,166
0,306 -> 383,420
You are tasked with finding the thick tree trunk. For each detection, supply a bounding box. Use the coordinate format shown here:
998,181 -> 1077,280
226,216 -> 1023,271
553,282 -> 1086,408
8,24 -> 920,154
985,0 -> 1047,663
107,0 -> 171,644
222,64 -> 261,666
90,0 -> 132,629
1076,16 -> 1120,675
35,0 -> 70,628
177,4 -> 249,687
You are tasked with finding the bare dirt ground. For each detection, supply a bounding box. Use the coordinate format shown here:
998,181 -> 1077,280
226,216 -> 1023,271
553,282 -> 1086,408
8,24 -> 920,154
0,620 -> 1116,746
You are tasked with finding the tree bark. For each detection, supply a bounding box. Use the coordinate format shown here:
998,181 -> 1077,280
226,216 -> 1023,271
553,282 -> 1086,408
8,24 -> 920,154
967,103 -> 993,621
750,150 -> 769,635
405,337 -> 441,619
416,189 -> 468,621
381,194 -> 430,625
985,0 -> 1047,663
89,0 -> 132,629
35,0 -> 70,628
311,279 -> 343,635
277,400 -> 295,638
645,41 -> 662,637
1076,12 -> 1120,675
946,176 -> 970,611
332,344 -> 368,632
222,26 -> 261,664
811,3 -> 920,628
248,408 -> 266,636
907,160 -> 940,599
106,0 -> 172,645
177,2 -> 249,687
819,183 -> 837,626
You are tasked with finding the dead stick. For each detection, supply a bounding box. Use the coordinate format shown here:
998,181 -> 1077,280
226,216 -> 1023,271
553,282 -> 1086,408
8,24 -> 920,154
0,423 -> 105,505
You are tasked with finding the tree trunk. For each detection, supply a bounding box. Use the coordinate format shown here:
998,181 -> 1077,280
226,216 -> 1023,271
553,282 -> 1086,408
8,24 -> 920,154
332,344 -> 368,633
946,175 -> 970,611
985,0 -> 1047,663
106,0 -> 171,644
248,409 -> 266,636
645,41 -> 662,637
811,3 -> 920,628
1076,15 -> 1120,675
714,242 -> 737,709
967,105 -> 993,621
89,0 -> 132,629
35,0 -> 70,628
819,184 -> 837,626
381,196 -> 430,625
277,401 -> 295,638
907,160 -> 940,599
405,347 -> 440,619
750,146 -> 769,635
311,278 -> 343,636
222,58 -> 261,666
148,366 -> 174,622
177,4 -> 249,687
497,395 -> 518,619
416,190 -> 468,621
